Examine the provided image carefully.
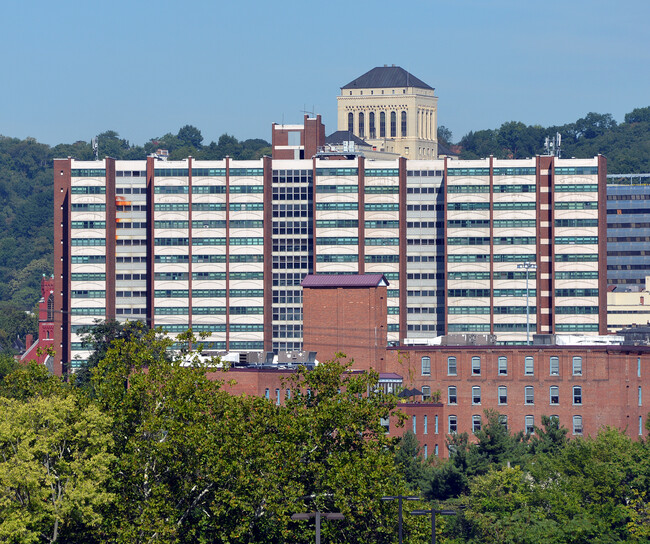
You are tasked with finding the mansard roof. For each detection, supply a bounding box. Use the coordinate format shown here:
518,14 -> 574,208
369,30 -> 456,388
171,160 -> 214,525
325,131 -> 372,148
342,66 -> 433,90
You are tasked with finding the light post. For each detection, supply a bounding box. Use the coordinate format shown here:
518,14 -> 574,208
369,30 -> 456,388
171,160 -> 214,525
516,261 -> 537,345
411,507 -> 458,544
291,511 -> 344,544
382,495 -> 420,544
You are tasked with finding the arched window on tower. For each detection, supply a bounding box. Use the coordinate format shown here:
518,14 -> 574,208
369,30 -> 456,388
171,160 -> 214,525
369,112 -> 376,138
390,111 -> 397,138
358,112 -> 365,138
401,111 -> 407,137
348,112 -> 354,133
47,294 -> 54,321
380,112 -> 386,137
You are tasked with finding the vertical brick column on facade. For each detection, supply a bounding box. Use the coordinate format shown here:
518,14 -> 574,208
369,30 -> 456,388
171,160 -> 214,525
53,159 -> 71,376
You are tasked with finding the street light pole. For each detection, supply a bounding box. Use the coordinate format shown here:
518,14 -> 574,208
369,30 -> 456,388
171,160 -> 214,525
291,511 -> 344,544
516,261 -> 537,345
382,495 -> 420,544
411,507 -> 458,544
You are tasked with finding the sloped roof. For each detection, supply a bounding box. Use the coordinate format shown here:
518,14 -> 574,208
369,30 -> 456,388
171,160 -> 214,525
325,131 -> 372,148
302,274 -> 389,288
342,66 -> 433,90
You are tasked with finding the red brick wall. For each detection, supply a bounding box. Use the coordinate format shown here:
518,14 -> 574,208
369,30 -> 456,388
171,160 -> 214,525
302,285 -> 388,370
386,346 -> 650,443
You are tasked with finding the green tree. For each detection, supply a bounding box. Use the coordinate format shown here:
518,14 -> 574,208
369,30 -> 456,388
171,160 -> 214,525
528,415 -> 568,456
437,125 -> 453,146
395,430 -> 429,490
177,125 -> 203,149
624,106 -> 650,124
0,394 -> 114,543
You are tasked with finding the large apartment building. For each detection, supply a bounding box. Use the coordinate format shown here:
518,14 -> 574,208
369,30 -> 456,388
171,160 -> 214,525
52,151 -> 607,375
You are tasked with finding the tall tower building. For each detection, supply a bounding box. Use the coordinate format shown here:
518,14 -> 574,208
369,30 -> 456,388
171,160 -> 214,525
52,147 -> 607,375
337,65 -> 438,159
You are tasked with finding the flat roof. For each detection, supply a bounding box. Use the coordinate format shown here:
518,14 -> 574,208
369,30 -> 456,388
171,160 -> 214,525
302,273 -> 389,288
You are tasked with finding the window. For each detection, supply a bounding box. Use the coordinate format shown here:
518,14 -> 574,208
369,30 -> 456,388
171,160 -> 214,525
572,356 -> 583,376
447,356 -> 457,376
424,415 -> 428,435
525,357 -> 534,376
639,386 -> 643,407
640,416 -> 644,436
472,386 -> 481,405
550,356 -> 559,376
412,415 -> 417,434
550,386 -> 559,405
380,112 -> 386,137
472,356 -> 481,375
639,357 -> 642,378
422,386 -> 431,401
47,294 -> 54,321
276,388 -> 281,405
435,444 -> 439,456
498,385 -> 507,405
286,389 -> 291,400
424,444 -> 428,459
380,417 -> 390,433
435,415 -> 439,434
472,415 -> 482,433
358,112 -> 365,137
448,386 -> 457,405
498,356 -> 508,375
401,111 -> 407,137
390,111 -> 397,137
348,112 -> 353,132
573,415 -> 583,435
369,112 -> 376,138
525,415 -> 535,434
421,356 -> 431,376
448,415 -> 457,433
264,388 -> 270,400
499,415 -> 508,429
525,386 -> 534,405
573,386 -> 582,405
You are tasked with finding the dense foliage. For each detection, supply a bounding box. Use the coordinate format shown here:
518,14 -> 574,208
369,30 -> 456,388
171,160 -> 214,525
0,109 -> 647,348
395,412 -> 650,543
1,331 -> 437,543
3,328 -> 650,542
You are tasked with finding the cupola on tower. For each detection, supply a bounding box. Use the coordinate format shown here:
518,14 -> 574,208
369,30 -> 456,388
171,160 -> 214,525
337,65 -> 438,159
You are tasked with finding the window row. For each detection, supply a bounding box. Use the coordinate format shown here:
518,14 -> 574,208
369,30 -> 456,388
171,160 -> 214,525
447,385 -> 583,405
423,355 -> 584,377
448,414 -> 584,435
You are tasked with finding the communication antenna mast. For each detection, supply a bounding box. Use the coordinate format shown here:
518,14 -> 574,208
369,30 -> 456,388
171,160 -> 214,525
92,137 -> 99,160
543,133 -> 562,158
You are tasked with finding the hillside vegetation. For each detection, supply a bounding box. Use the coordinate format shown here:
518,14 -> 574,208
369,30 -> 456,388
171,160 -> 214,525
0,109 -> 647,350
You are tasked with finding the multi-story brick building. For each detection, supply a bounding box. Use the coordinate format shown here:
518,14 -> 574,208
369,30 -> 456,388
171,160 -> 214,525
52,148 -> 608,375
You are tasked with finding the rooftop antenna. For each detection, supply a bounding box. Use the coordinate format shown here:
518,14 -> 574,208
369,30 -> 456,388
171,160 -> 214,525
92,137 -> 99,160
543,133 -> 562,158
301,105 -> 316,118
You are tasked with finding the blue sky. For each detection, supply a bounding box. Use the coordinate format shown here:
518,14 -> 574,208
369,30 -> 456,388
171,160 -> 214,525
2,0 -> 648,146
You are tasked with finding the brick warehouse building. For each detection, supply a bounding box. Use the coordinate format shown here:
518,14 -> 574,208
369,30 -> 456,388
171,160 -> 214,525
298,273 -> 649,456
52,151 -> 607,375
213,275 -> 649,459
